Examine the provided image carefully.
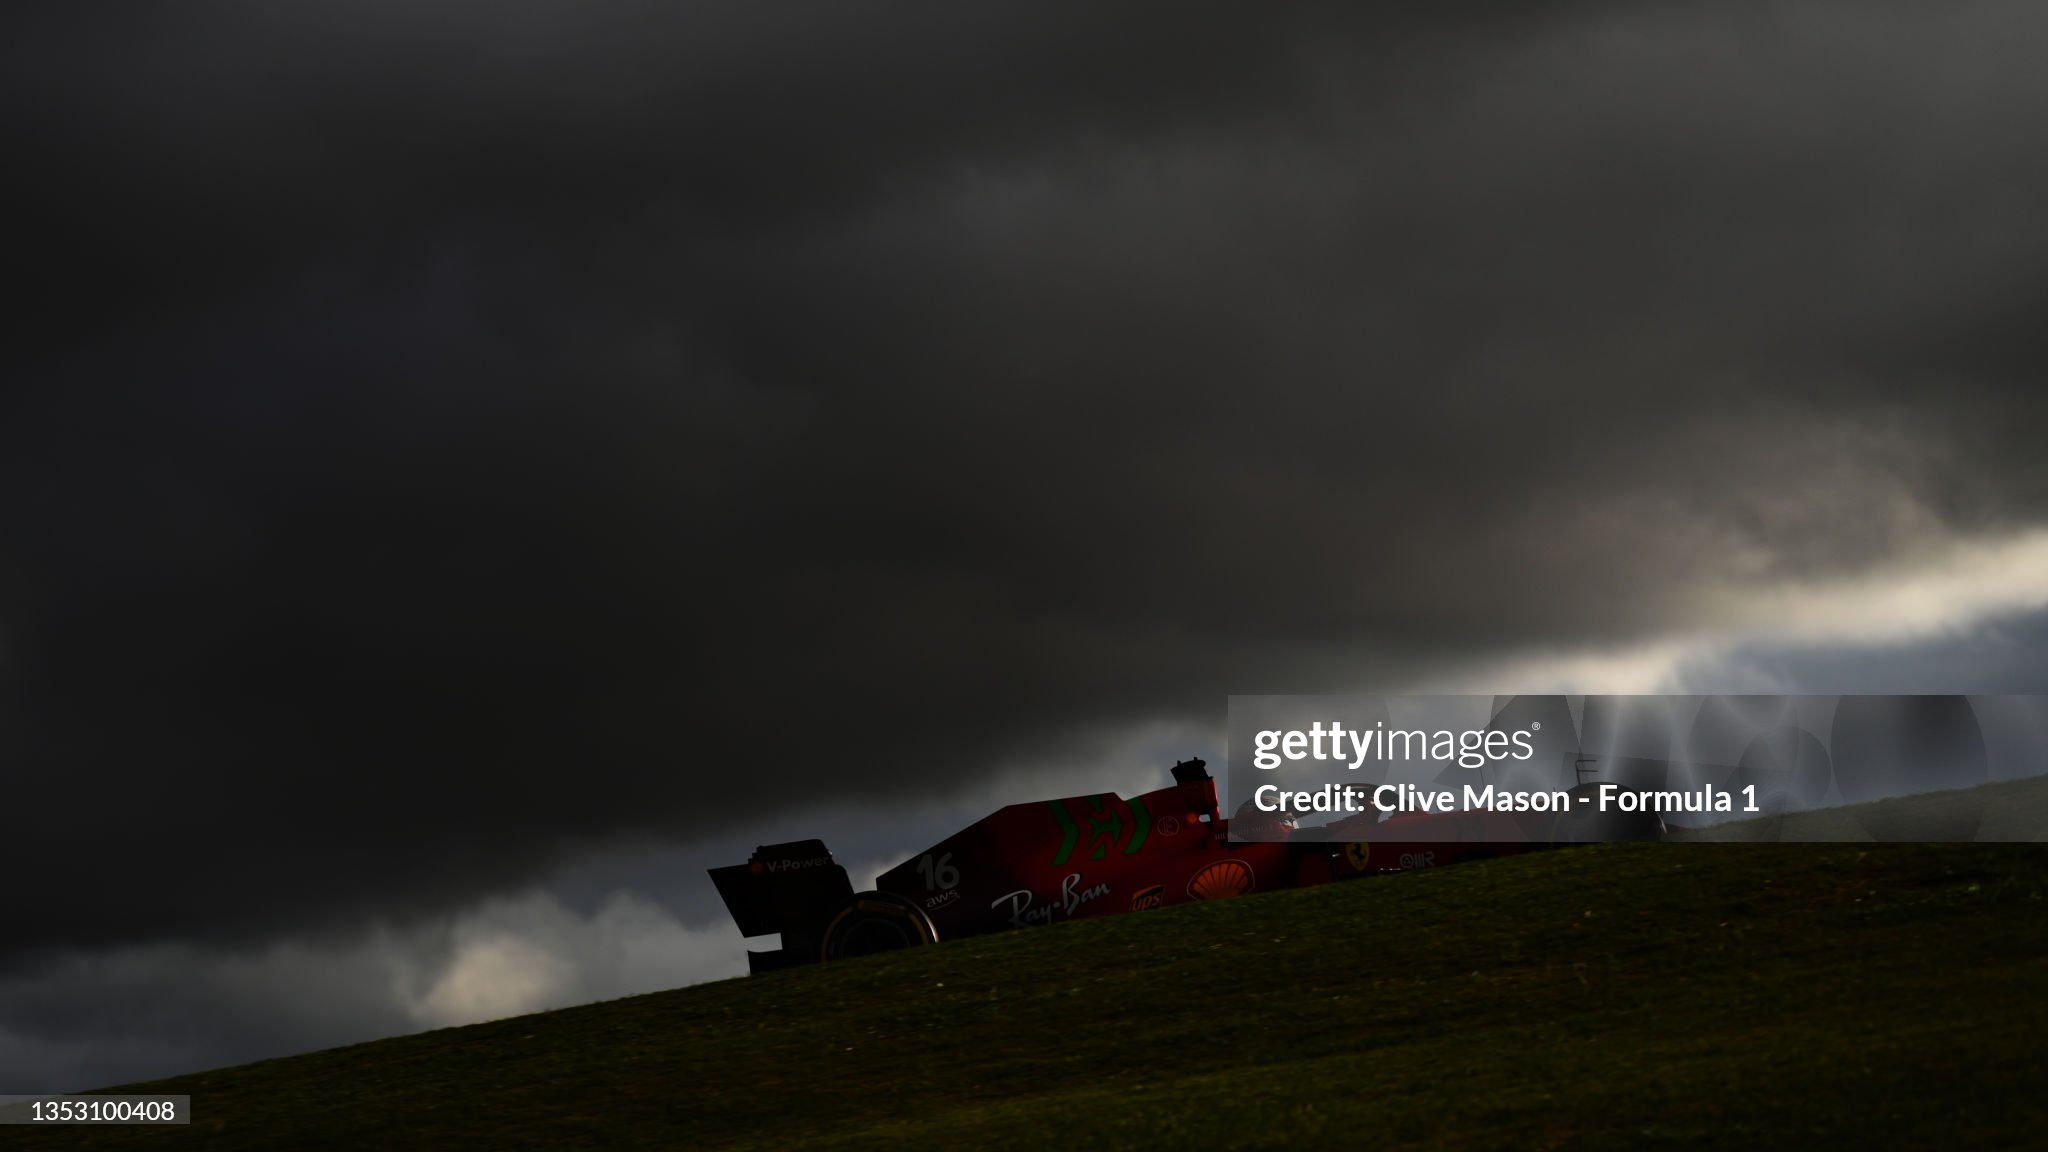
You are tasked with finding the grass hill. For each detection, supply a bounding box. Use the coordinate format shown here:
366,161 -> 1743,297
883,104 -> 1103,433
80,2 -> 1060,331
12,780 -> 2048,1150
1668,773 -> 2048,843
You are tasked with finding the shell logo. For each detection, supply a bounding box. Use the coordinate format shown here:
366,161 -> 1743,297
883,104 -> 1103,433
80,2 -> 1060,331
1186,858 -> 1256,901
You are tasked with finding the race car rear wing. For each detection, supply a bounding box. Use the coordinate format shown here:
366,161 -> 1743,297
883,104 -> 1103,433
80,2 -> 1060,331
708,839 -> 855,973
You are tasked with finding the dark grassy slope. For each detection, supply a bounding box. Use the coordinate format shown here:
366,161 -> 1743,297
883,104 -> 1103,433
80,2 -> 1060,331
14,801 -> 2048,1150
1669,774 -> 2048,843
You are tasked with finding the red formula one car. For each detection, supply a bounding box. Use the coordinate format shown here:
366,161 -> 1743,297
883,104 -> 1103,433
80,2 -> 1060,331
709,759 -> 1621,973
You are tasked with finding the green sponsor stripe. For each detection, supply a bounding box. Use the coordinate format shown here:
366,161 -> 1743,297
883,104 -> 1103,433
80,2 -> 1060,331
1125,794 -> 1151,855
1087,794 -> 1116,860
1048,800 -> 1080,867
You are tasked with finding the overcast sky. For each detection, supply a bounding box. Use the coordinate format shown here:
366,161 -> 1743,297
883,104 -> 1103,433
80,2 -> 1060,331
7,1 -> 2048,1092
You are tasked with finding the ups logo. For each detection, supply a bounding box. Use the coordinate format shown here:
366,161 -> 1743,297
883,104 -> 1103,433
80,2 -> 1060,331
1131,884 -> 1165,911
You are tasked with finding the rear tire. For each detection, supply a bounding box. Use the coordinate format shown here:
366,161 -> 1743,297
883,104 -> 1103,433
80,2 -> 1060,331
818,891 -> 939,962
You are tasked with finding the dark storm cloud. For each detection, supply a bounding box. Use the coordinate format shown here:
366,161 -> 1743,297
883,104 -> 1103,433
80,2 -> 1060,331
0,884 -> 753,1093
7,2 -> 2048,956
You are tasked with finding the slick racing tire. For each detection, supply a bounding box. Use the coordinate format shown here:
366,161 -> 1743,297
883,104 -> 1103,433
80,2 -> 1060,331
819,891 -> 940,962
